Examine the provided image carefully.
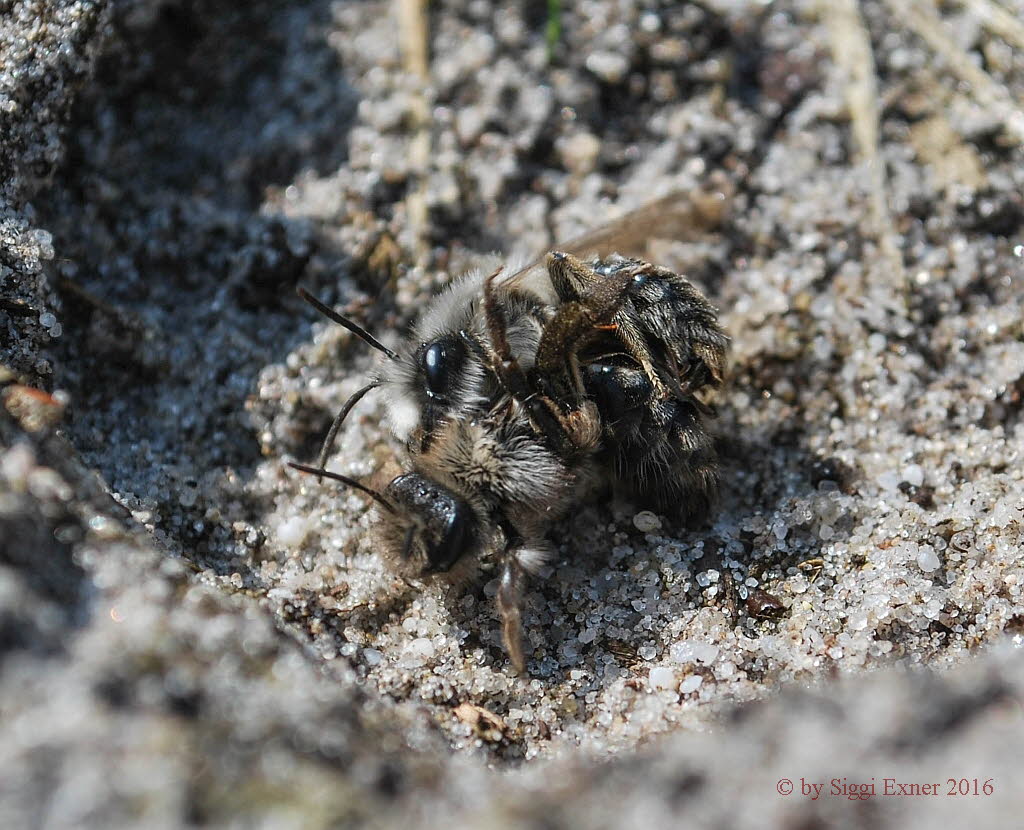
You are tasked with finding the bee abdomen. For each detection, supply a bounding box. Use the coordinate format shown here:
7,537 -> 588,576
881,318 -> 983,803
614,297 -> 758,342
584,360 -> 719,519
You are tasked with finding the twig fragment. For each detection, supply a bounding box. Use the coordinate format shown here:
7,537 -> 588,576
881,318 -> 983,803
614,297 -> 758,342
891,0 -> 1024,144
960,0 -> 1024,52
396,0 -> 432,265
823,0 -> 906,285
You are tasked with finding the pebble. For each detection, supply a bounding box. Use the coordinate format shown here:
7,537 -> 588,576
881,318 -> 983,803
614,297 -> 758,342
632,510 -> 662,533
276,516 -> 309,547
558,131 -> 602,176
649,667 -> 677,690
585,51 -> 629,83
680,675 -> 703,694
917,549 -> 941,573
902,464 -> 924,488
405,638 -> 435,664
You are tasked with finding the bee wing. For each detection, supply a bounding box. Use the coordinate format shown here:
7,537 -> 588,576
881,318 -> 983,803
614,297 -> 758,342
502,185 -> 734,290
561,187 -> 732,259
498,257 -> 556,303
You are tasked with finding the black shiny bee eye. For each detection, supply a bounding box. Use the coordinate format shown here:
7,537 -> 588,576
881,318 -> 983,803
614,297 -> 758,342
422,336 -> 465,400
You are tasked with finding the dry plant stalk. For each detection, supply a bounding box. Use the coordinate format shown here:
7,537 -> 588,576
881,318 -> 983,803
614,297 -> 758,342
396,0 -> 432,265
960,0 -> 1024,52
822,0 -> 906,286
891,0 -> 1024,143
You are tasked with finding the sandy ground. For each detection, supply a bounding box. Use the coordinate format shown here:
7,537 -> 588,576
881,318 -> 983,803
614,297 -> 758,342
2,0 -> 1024,826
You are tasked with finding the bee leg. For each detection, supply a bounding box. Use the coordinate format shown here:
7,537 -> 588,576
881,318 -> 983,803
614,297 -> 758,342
548,252 -> 674,398
545,250 -> 599,302
483,269 -> 595,456
496,552 -> 528,674
609,314 -> 671,399
482,267 -> 526,387
549,253 -> 719,400
533,259 -> 633,411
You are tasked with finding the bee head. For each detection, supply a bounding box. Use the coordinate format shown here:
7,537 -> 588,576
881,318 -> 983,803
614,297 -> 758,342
381,274 -> 493,446
380,472 -> 481,575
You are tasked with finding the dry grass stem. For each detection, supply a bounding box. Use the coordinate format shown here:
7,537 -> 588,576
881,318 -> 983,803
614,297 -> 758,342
960,0 -> 1024,52
823,0 -> 907,285
892,0 -> 1024,143
396,0 -> 432,265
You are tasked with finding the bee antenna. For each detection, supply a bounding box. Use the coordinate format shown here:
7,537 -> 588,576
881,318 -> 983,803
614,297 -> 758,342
287,461 -> 396,514
316,381 -> 382,469
297,287 -> 399,361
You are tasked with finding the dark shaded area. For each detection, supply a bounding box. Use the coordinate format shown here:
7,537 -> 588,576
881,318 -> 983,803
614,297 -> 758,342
37,0 -> 359,571
0,416 -> 92,661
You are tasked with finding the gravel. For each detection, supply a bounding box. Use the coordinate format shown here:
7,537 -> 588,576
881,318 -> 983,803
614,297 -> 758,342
2,0 -> 1023,826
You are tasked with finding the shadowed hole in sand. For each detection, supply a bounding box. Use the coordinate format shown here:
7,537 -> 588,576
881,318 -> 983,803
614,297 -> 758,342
42,0 -> 359,575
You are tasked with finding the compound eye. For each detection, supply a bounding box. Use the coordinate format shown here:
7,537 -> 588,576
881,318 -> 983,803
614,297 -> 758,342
422,337 -> 464,400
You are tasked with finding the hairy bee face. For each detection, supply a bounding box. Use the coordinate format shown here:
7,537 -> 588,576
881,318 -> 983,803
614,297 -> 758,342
380,269 -> 547,451
380,276 -> 490,447
358,268 -> 559,583
372,408 -> 580,580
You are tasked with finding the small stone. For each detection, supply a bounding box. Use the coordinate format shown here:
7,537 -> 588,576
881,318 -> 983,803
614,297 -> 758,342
648,667 -> 676,690
669,640 -> 694,663
558,131 -> 602,176
679,675 -> 703,694
405,638 -> 435,664
917,548 -> 941,572
902,464 -> 924,487
693,644 -> 718,664
585,51 -> 629,83
277,516 -> 309,547
632,510 -> 662,533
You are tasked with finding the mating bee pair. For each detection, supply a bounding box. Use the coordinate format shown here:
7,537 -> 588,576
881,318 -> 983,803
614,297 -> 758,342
291,233 -> 728,673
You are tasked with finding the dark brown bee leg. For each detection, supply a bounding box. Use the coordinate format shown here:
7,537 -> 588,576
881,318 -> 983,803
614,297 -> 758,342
545,250 -> 599,302
607,313 -> 670,399
480,269 -> 535,402
482,270 -> 592,456
496,551 -> 527,674
546,253 -> 675,397
533,254 -> 633,407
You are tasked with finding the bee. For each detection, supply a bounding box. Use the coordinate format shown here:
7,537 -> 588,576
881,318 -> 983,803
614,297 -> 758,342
542,250 -> 728,516
289,191 -> 730,673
